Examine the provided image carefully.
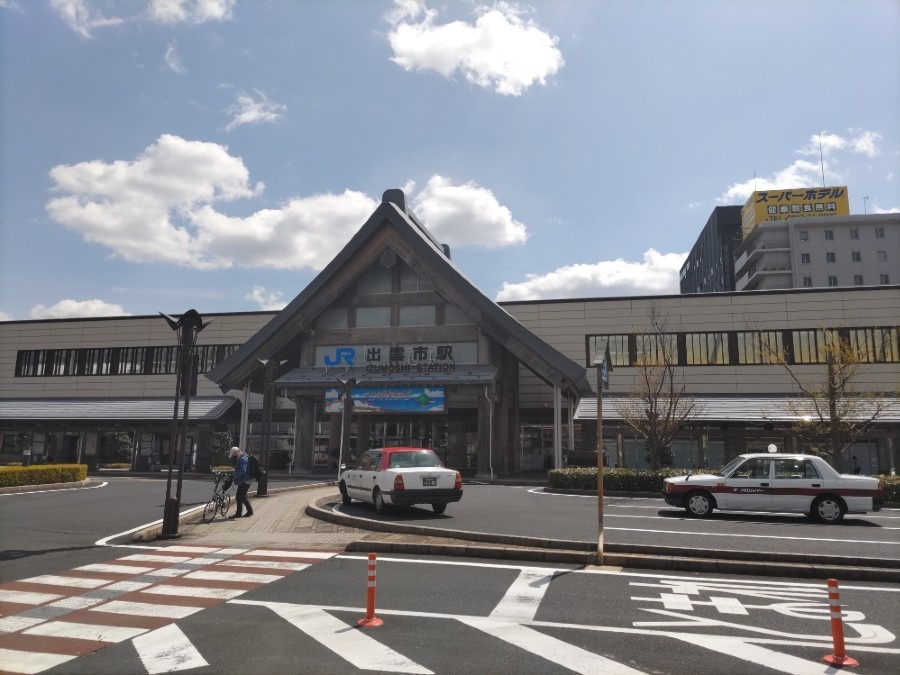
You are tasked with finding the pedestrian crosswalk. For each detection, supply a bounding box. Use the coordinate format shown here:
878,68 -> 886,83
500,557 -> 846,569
0,545 -> 339,674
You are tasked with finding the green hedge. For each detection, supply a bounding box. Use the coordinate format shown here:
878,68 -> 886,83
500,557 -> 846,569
881,475 -> 900,503
548,467 -> 685,492
0,464 -> 87,488
550,468 -> 900,503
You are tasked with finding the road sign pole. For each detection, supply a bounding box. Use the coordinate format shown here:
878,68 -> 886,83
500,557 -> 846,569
596,363 -> 604,566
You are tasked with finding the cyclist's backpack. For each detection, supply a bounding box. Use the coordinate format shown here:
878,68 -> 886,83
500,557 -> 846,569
248,454 -> 261,480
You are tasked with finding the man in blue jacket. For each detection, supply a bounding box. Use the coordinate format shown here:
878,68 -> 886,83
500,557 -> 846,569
229,446 -> 254,518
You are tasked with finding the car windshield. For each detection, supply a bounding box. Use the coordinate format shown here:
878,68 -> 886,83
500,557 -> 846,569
388,451 -> 443,469
716,456 -> 745,477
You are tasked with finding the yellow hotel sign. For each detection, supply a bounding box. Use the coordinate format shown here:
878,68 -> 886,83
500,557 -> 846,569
741,186 -> 849,235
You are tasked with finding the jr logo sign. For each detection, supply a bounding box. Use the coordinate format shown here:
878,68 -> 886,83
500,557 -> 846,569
323,347 -> 356,367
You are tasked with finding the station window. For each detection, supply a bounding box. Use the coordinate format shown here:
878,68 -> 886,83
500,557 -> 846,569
635,333 -> 677,366
443,305 -> 474,325
117,347 -> 146,375
588,335 -> 629,367
801,253 -> 810,264
825,230 -> 834,240
851,251 -> 861,262
398,305 -> 435,326
848,328 -> 900,363
356,264 -> 393,295
736,331 -> 783,364
826,252 -> 836,263
317,308 -> 348,330
685,332 -> 729,365
850,229 -> 859,240
792,329 -> 831,364
355,306 -> 392,327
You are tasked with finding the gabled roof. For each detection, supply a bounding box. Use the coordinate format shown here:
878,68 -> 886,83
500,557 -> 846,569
206,190 -> 592,397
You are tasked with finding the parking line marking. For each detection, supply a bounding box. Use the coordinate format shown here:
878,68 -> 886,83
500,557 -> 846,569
489,568 -> 557,622
133,623 -> 208,674
461,617 -> 646,674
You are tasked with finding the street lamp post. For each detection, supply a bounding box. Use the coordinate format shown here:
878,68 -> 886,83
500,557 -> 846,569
335,374 -> 358,482
160,309 -> 207,539
596,343 -> 612,566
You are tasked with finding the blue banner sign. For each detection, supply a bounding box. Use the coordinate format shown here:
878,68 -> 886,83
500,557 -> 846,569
324,387 -> 445,414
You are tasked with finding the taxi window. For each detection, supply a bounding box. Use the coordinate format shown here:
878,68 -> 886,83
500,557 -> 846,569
733,458 -> 771,479
355,452 -> 382,471
775,459 -> 821,479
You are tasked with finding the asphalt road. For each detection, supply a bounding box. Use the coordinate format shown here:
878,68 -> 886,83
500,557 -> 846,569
45,551 -> 900,674
336,483 -> 900,561
0,476 -> 320,582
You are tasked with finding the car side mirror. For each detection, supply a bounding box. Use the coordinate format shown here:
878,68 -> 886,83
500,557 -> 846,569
339,463 -> 347,471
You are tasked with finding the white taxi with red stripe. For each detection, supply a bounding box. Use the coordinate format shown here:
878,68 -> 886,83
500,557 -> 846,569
339,447 -> 463,514
663,453 -> 884,523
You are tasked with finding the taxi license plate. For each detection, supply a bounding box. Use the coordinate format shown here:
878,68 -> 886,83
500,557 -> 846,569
422,477 -> 437,487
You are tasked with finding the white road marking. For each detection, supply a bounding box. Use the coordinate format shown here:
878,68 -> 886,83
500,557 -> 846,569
141,585 -> 246,600
462,617 -> 647,674
74,563 -> 157,574
18,575 -> 112,589
133,623 -> 209,674
489,568 -> 556,622
238,549 -> 337,559
251,603 -> 433,674
0,482 -> 107,498
103,580 -> 153,592
90,600 -> 203,619
671,634 -> 836,674
0,648 -> 76,674
214,559 -> 311,571
119,554 -> 194,563
24,620 -> 148,642
47,596 -> 106,610
0,590 -> 64,605
0,616 -> 47,633
605,526 -> 900,546
184,570 -> 282,584
158,546 -> 222,553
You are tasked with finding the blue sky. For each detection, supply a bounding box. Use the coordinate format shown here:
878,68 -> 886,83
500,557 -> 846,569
1,0 -> 898,321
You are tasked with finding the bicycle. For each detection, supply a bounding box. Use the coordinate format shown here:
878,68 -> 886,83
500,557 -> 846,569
202,471 -> 234,523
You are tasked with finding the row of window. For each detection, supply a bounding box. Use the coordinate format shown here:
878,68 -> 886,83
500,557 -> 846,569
589,327 -> 900,367
802,274 -> 891,287
317,303 -> 474,330
800,250 -> 889,264
799,226 -> 886,241
15,344 -> 240,378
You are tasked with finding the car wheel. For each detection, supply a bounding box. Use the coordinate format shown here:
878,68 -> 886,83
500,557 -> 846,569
373,488 -> 386,514
685,491 -> 714,517
339,481 -> 351,506
432,503 -> 447,514
812,495 -> 845,523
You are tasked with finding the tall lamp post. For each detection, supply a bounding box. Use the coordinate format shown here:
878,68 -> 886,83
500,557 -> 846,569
335,374 -> 359,481
160,309 -> 207,539
255,358 -> 284,498
595,342 -> 612,565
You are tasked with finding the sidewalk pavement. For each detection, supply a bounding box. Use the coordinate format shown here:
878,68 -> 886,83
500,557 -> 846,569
126,482 -> 900,583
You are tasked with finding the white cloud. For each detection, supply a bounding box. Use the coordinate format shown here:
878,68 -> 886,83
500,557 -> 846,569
872,204 -> 900,214
719,128 -> 885,204
223,90 -> 287,132
50,0 -> 124,38
50,0 -> 234,37
0,310 -> 12,321
246,286 -> 286,311
148,0 -> 236,24
411,175 -> 528,248
386,0 -> 564,96
47,134 -> 264,269
46,139 -> 531,272
29,299 -> 130,319
164,41 -> 187,74
495,249 -> 687,301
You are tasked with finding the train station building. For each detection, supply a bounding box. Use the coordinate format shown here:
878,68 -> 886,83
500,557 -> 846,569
1,190 -> 898,476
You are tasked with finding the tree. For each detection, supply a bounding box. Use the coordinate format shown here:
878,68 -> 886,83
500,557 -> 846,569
210,430 -> 235,466
98,431 -> 134,463
760,328 -> 898,469
613,305 -> 698,470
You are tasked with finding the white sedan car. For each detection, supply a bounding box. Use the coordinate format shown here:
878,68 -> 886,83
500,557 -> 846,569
339,447 -> 463,514
663,453 -> 884,523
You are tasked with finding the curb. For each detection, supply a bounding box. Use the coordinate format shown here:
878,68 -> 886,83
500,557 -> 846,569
129,481 -> 336,542
310,494 -> 900,582
0,479 -> 95,494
